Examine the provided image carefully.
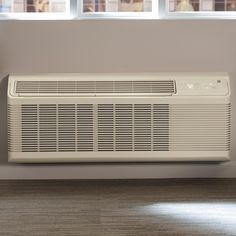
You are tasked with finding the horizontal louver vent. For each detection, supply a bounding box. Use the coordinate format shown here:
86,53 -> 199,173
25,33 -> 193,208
15,80 -> 175,96
169,104 -> 231,151
8,104 -> 230,153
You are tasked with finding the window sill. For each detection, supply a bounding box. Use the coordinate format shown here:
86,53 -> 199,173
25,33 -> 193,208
162,11 -> 236,20
0,13 -> 73,20
1,12 -> 236,20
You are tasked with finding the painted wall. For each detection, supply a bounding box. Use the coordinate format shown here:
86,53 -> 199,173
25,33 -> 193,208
0,20 -> 236,179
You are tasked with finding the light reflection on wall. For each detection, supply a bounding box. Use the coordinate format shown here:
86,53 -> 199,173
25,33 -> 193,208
141,203 -> 236,234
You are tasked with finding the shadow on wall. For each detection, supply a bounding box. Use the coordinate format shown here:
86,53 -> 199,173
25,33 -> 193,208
0,75 -> 9,164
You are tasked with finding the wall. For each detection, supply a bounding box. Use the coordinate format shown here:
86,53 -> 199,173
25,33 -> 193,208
0,20 -> 236,179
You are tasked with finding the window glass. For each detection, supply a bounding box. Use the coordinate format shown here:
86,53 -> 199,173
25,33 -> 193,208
168,0 -> 236,12
0,0 -> 67,13
83,0 -> 152,12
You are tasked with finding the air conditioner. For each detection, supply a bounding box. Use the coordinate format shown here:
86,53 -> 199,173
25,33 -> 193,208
8,73 -> 231,163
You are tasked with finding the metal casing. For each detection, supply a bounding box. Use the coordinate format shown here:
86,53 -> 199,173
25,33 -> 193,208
8,73 -> 231,163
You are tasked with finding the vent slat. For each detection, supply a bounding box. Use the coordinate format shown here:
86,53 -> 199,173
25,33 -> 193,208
8,104 -> 230,153
16,80 -> 175,96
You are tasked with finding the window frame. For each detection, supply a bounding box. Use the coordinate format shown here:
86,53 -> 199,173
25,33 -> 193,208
78,0 -> 158,19
1,0 -> 236,19
162,0 -> 236,19
0,0 -> 72,19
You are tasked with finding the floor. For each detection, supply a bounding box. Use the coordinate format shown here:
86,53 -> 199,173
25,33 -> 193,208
0,179 -> 236,236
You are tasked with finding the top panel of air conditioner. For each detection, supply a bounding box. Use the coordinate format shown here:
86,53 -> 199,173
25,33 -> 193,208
8,73 -> 230,100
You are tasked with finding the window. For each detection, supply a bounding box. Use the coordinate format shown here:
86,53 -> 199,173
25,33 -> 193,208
80,0 -> 155,18
165,0 -> 236,19
0,0 -> 69,16
1,0 -> 236,19
82,0 -> 152,13
168,0 -> 236,12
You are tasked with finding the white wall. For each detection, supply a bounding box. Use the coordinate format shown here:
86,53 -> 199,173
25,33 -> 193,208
0,20 -> 236,179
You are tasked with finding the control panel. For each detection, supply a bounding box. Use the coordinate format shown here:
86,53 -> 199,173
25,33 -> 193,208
176,77 -> 229,96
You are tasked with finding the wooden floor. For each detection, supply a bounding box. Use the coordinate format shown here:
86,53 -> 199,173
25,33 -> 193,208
0,179 -> 236,236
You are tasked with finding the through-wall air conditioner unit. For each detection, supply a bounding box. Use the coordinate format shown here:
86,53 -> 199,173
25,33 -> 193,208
8,73 -> 231,163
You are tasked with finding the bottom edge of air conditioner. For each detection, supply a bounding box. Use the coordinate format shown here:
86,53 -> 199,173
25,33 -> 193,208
8,151 -> 230,163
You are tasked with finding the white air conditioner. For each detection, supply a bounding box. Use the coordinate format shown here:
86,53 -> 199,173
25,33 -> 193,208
8,73 -> 231,163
